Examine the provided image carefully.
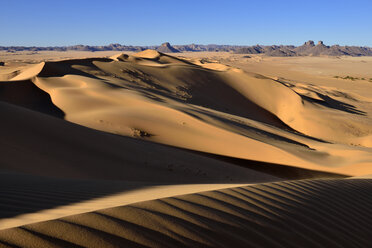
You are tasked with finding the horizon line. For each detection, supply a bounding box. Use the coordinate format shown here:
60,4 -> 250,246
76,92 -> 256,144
1,41 -> 372,48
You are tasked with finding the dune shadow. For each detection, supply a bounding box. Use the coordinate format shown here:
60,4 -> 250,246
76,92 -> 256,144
0,80 -> 65,118
192,151 -> 346,180
38,58 -> 112,79
182,107 -> 327,146
0,172 -> 157,220
303,93 -> 366,115
274,79 -> 366,116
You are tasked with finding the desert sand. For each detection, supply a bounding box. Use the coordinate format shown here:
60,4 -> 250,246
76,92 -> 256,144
0,50 -> 372,247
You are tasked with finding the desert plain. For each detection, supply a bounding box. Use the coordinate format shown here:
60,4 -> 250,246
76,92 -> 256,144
0,50 -> 372,247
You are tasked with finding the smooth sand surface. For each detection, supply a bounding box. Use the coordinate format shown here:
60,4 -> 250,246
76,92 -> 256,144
0,51 -> 372,247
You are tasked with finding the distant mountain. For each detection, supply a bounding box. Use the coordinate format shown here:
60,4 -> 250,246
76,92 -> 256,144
235,40 -> 372,56
293,40 -> 315,54
1,41 -> 372,56
0,44 -> 147,52
156,42 -> 180,53
294,41 -> 336,56
235,45 -> 296,56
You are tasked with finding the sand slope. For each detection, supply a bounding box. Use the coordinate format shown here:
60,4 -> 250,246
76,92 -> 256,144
1,50 -> 372,175
0,101 -> 274,183
0,100 -> 278,229
0,171 -> 250,230
1,179 -> 371,248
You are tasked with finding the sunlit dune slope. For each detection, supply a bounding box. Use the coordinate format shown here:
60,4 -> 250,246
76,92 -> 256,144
0,101 -> 273,184
1,50 -> 371,175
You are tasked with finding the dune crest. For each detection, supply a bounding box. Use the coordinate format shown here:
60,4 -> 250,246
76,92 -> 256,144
133,49 -> 162,59
1,179 -> 372,248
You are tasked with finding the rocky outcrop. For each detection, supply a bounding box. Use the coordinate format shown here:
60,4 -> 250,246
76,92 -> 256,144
237,40 -> 372,57
156,42 -> 180,53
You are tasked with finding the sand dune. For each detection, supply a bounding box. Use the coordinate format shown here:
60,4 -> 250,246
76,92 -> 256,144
1,51 -> 372,246
1,179 -> 372,248
2,50 -> 371,175
0,171 -> 249,230
0,101 -> 276,183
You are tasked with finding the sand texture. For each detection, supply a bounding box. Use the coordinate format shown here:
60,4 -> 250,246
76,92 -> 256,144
0,50 -> 372,247
1,179 -> 372,248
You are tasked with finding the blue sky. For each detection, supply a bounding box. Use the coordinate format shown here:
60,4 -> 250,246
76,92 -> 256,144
1,0 -> 371,46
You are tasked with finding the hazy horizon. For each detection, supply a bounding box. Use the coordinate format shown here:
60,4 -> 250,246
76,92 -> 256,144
1,40 -> 372,48
1,0 -> 372,47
